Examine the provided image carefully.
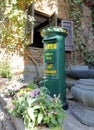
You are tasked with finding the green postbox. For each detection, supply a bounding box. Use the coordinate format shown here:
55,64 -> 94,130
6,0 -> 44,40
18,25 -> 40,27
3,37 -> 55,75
40,26 -> 68,109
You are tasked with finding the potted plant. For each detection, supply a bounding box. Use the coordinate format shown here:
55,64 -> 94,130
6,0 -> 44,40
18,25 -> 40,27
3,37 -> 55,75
7,82 -> 66,130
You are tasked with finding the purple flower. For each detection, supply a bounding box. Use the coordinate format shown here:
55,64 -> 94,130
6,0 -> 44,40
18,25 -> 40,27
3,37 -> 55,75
23,83 -> 28,87
34,90 -> 40,95
53,111 -> 57,115
30,93 -> 35,98
29,89 -> 40,98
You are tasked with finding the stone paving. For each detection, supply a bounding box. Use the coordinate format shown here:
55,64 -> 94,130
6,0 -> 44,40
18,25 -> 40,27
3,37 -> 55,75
63,100 -> 94,130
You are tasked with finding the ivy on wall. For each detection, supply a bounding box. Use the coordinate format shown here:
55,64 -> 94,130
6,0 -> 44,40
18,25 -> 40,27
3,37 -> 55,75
0,0 -> 35,53
91,9 -> 94,35
69,0 -> 84,64
69,0 -> 94,66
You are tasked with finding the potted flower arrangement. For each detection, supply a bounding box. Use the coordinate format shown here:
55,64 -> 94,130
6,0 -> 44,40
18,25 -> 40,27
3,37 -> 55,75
7,82 -> 66,130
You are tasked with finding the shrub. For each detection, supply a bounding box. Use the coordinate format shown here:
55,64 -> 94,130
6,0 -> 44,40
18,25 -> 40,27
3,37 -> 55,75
7,82 -> 66,129
0,61 -> 12,78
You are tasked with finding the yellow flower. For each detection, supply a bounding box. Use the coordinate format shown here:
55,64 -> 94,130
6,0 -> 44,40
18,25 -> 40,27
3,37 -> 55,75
17,87 -> 32,96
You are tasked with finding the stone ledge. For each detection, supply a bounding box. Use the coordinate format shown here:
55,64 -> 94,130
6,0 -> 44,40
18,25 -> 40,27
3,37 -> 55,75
72,104 -> 94,126
11,118 -> 25,130
0,94 -> 7,108
0,78 -> 11,92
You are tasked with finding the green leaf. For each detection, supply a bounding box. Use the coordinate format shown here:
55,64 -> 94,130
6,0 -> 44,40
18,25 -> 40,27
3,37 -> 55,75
57,117 -> 63,125
51,118 -> 57,125
33,105 -> 40,110
27,97 -> 38,106
27,108 -> 35,122
37,112 -> 43,124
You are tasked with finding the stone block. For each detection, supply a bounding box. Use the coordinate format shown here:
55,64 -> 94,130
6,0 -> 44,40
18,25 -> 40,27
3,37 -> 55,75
3,120 -> 15,130
11,117 -> 25,130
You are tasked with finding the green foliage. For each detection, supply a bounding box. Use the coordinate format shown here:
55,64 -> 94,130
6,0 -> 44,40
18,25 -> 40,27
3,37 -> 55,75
0,61 -> 12,78
69,0 -> 84,64
69,1 -> 94,66
91,9 -> 94,35
0,0 -> 35,53
7,82 -> 66,129
84,49 -> 94,67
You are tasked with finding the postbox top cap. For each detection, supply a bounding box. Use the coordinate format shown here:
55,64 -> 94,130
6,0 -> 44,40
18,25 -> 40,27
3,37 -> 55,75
41,26 -> 68,37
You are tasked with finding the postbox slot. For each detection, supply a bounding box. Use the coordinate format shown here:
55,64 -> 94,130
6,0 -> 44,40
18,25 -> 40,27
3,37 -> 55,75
43,38 -> 57,43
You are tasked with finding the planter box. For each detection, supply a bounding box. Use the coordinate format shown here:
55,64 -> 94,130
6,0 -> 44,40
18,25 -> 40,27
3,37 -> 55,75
11,117 -> 63,130
30,126 -> 63,130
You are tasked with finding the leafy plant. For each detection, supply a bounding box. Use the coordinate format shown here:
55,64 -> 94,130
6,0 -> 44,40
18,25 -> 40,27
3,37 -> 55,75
7,82 -> 66,129
91,9 -> 94,36
69,0 -> 83,64
0,61 -> 12,78
0,0 -> 35,53
84,49 -> 94,67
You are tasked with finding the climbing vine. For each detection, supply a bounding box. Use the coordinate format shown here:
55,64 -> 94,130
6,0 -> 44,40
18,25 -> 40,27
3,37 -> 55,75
91,9 -> 94,36
69,0 -> 94,66
69,0 -> 84,64
0,0 -> 35,53
0,0 -> 42,82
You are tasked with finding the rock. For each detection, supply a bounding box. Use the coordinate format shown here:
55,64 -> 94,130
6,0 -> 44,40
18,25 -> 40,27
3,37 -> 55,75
71,79 -> 94,126
66,69 -> 94,79
0,94 -> 7,108
0,78 -> 11,92
70,65 -> 88,70
0,127 -> 3,130
11,118 -> 25,130
0,122 -> 3,128
3,120 -> 16,130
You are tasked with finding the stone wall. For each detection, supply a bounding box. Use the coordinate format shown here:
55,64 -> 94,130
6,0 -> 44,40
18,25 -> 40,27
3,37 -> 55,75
57,0 -> 70,19
0,47 -> 43,82
67,4 -> 94,66
0,1 -> 94,82
35,0 -> 58,15
24,47 -> 43,82
35,0 -> 69,19
81,5 -> 94,51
